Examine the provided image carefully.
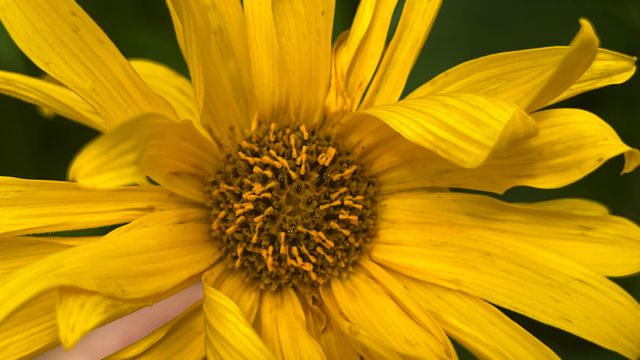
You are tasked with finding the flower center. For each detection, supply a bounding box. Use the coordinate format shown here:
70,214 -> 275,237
206,124 -> 376,290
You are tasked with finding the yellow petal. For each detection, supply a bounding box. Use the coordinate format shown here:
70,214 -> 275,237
0,177 -> 192,236
57,288 -> 146,350
260,287 -> 326,360
0,237 -> 71,278
320,283 -> 402,360
0,70 -> 106,131
202,271 -> 275,360
203,263 -> 261,325
345,0 -> 399,111
105,300 -> 205,360
360,108 -> 638,195
19,236 -> 100,246
69,114 -> 219,189
514,198 -> 610,216
271,0 -> 333,126
359,0 -> 442,109
129,59 -> 199,124
0,290 -> 58,360
524,18 -> 599,112
361,93 -> 536,168
165,0 -> 187,74
331,269 -> 449,359
390,270 -> 559,360
169,0 -> 253,147
245,0 -> 288,125
324,30 -> 352,125
0,0 -> 178,127
549,49 -> 636,105
378,191 -> 640,277
370,219 -> 640,359
0,208 -> 220,325
407,19 -> 600,112
299,291 -> 361,360
358,259 -> 457,360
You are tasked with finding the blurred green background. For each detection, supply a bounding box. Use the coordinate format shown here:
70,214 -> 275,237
0,0 -> 638,359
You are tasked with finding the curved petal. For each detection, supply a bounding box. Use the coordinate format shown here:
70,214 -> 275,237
69,114 -> 220,190
351,108 -> 639,195
319,283 -> 402,360
202,271 -> 275,360
203,263 -> 261,325
56,274 -> 200,350
0,290 -> 58,360
0,237 -> 71,278
407,19 -> 600,113
0,0 -> 178,127
378,191 -> 640,277
272,0 -> 333,126
169,0 -> 253,147
260,286 -> 326,360
345,0 -> 399,111
360,94 -> 536,168
244,0 -> 288,126
389,269 -> 559,360
57,288 -> 146,350
331,268 -> 450,359
105,300 -> 205,360
0,208 -> 220,325
370,219 -> 640,359
0,70 -> 106,131
0,177 -> 193,236
129,59 -> 199,124
359,0 -> 442,109
549,49 -> 636,105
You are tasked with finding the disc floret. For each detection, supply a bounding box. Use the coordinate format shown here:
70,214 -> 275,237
206,124 -> 376,290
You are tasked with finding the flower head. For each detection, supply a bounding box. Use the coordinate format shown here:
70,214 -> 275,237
0,0 -> 639,359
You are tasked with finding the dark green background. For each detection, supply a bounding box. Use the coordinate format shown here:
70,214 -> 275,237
0,1 -> 638,359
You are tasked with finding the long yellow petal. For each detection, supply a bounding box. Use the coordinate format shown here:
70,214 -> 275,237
331,269 -> 449,359
0,70 -> 106,131
169,0 -> 253,147
407,19 -> 601,112
359,0 -> 442,109
245,0 -> 288,126
354,108 -> 638,195
0,0 -> 178,127
0,290 -> 58,360
0,237 -> 71,278
370,220 -> 640,359
69,114 -> 219,189
260,287 -> 326,360
272,0 -> 333,126
390,270 -> 559,360
0,208 -> 219,325
361,93 -> 536,168
319,283 -> 402,360
105,300 -> 205,360
0,177 -> 192,236
345,0 -> 398,110
378,191 -> 640,277
202,270 -> 275,360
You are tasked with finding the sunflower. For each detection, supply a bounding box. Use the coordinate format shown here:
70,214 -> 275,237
1,0 -> 640,359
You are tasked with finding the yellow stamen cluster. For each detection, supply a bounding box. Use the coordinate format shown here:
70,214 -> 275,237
206,124 -> 377,290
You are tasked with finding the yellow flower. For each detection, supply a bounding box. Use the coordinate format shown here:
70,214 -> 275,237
1,0 -> 639,359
